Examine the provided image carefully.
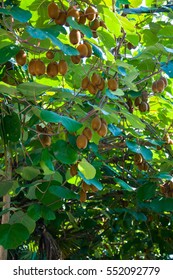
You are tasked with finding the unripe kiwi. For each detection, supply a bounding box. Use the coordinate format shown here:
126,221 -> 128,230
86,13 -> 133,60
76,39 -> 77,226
54,10 -> 67,25
89,18 -> 100,30
85,6 -> 97,21
69,29 -> 81,45
67,7 -> 80,21
108,78 -> 118,91
71,55 -> 81,64
47,61 -> 58,77
82,127 -> 92,140
33,59 -> 45,76
58,60 -> 68,75
97,78 -> 105,90
70,163 -> 78,176
84,42 -> 92,57
134,96 -> 142,106
82,181 -> 90,192
81,76 -> 90,90
16,50 -> 27,66
160,76 -> 168,87
139,101 -> 148,112
91,73 -> 101,86
78,11 -> 86,24
97,123 -> 107,137
48,2 -> 60,19
77,44 -> 88,58
41,135 -> 51,147
91,116 -> 102,131
46,50 -> 54,59
87,83 -> 98,95
80,189 -> 87,202
28,59 -> 36,75
76,134 -> 88,149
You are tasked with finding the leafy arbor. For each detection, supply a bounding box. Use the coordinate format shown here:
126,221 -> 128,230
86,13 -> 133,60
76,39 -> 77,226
0,0 -> 173,260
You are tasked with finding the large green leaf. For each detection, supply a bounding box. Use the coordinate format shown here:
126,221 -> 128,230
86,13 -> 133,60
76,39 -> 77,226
0,181 -> 14,197
9,211 -> 36,234
78,158 -> 96,180
49,186 -> 79,200
0,224 -> 29,249
114,178 -> 134,191
52,140 -> 78,164
90,42 -> 106,59
0,44 -> 20,64
126,140 -> 153,160
0,6 -> 32,22
122,111 -> 145,129
3,112 -> 21,142
97,29 -> 115,50
149,197 -> 173,212
17,82 -> 51,98
137,183 -> 156,201
79,172 -> 103,190
15,166 -> 40,181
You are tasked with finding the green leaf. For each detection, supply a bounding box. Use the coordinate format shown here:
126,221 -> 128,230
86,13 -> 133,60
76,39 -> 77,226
78,172 -> 103,190
0,7 -> 32,23
15,166 -> 40,181
126,140 -> 153,160
0,224 -> 29,249
52,140 -> 78,164
17,82 -> 51,97
137,183 -> 156,201
0,44 -> 20,64
149,197 -> 173,212
41,148 -> 54,171
0,181 -> 14,197
0,82 -> 17,95
41,206 -> 56,220
98,6 -> 121,37
78,158 -> 96,180
3,112 -> 20,142
27,204 -> 42,221
66,17 -> 92,38
97,29 -> 115,50
90,43 -> 106,59
154,173 -> 172,180
114,178 -> 134,191
10,211 -> 36,234
49,185 -> 79,200
123,112 -> 146,129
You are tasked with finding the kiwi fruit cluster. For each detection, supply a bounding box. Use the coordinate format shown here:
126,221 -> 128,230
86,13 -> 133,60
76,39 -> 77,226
91,116 -> 108,137
152,76 -> 168,93
163,133 -> 173,145
36,124 -> 52,147
134,153 -> 149,171
81,72 -> 105,94
80,181 -> 98,202
160,180 -> 173,198
134,91 -> 150,113
76,127 -> 92,149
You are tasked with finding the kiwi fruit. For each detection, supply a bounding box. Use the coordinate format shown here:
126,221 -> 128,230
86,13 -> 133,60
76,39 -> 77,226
28,59 -> 36,75
34,59 -> 45,76
134,154 -> 143,164
47,2 -> 60,19
77,44 -> 88,58
97,78 -> 105,90
81,76 -> 90,90
91,73 -> 101,86
82,127 -> 92,140
139,101 -> 148,112
159,76 -> 168,87
143,162 -> 149,171
127,42 -> 135,50
54,10 -> 67,25
58,60 -> 68,75
89,18 -> 100,30
84,41 -> 92,57
47,61 -> 58,77
137,162 -> 145,171
134,96 -> 142,106
152,81 -> 158,93
46,50 -> 54,59
16,50 -> 27,66
100,20 -> 107,29
92,31 -> 98,38
71,55 -> 81,64
41,135 -> 51,147
67,7 -> 80,21
141,91 -> 148,101
108,78 -> 118,91
78,11 -> 86,24
69,29 -> 81,45
70,163 -> 78,177
91,116 -> 102,131
76,134 -> 88,149
90,185 -> 98,192
87,83 -> 98,95
156,79 -> 165,92
36,124 -> 44,133
97,123 -> 107,137
100,118 -> 107,126
82,182 -> 90,192
85,6 -> 97,21
80,189 -> 87,202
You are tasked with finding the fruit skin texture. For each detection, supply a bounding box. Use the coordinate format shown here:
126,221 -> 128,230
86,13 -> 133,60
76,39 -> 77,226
41,135 -> 51,147
82,182 -> 90,192
69,29 -> 81,45
139,101 -> 149,112
160,76 -> 168,87
16,50 -> 27,66
28,59 -> 37,75
78,11 -> 86,24
71,55 -> 81,64
46,50 -> 54,59
76,134 -> 88,149
80,189 -> 87,202
97,123 -> 107,137
81,76 -> 90,90
58,60 -> 68,75
91,73 -> 101,86
47,61 -> 59,77
152,80 -> 165,93
34,59 -> 46,76
77,44 -> 88,58
82,127 -> 92,140
87,83 -> 98,95
67,7 -> 80,21
97,78 -> 105,90
108,78 -> 118,91
91,116 -> 102,131
70,163 -> 78,176
55,10 -> 67,25
48,2 -> 59,19
85,6 -> 97,21
89,19 -> 100,30
84,42 -> 92,57
134,96 -> 142,106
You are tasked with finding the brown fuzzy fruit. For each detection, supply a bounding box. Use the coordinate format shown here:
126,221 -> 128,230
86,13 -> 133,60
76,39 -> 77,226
139,101 -> 148,112
85,6 -> 97,21
58,60 -> 68,75
89,18 -> 100,30
92,31 -> 98,38
141,91 -> 148,101
48,2 -> 60,19
28,59 -> 36,75
134,96 -> 142,106
134,154 -> 143,164
69,29 -> 81,45
100,20 -> 107,29
152,81 -> 158,93
46,50 -> 54,60
67,7 -> 80,21
34,59 -> 45,76
54,10 -> 67,25
80,189 -> 87,202
81,76 -> 90,90
160,76 -> 168,87
90,185 -> 98,192
76,134 -> 88,149
156,79 -> 165,92
127,42 -> 135,50
101,118 -> 107,126
16,50 -> 27,66
77,44 -> 88,58
87,83 -> 98,95
82,182 -> 90,192
41,135 -> 51,147
78,11 -> 86,24
97,78 -> 105,90
70,163 -> 78,177
84,42 -> 92,57
108,78 -> 118,91
71,55 -> 81,64
47,61 -> 59,77
91,73 -> 101,86
91,116 -> 102,131
82,127 -> 92,140
97,123 -> 107,137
